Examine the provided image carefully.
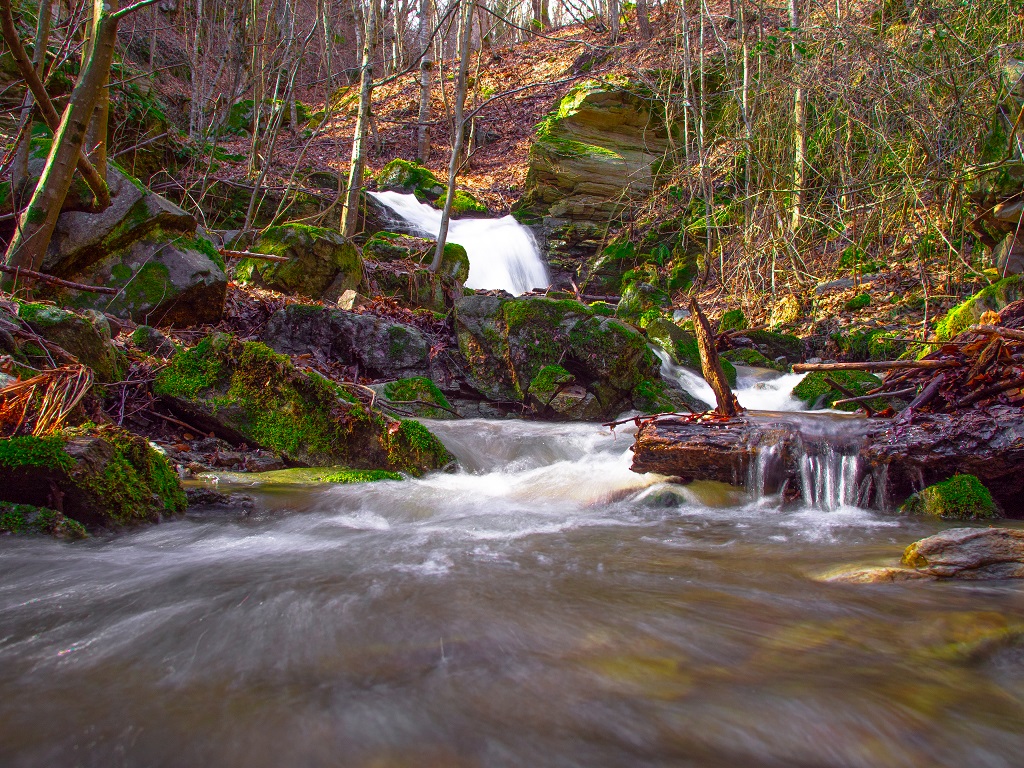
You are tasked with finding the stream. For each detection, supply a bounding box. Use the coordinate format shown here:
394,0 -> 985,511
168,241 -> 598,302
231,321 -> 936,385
2,370 -> 1024,766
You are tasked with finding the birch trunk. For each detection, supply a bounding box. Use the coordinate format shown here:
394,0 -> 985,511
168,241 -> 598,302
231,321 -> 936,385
341,0 -> 378,236
789,0 -> 807,235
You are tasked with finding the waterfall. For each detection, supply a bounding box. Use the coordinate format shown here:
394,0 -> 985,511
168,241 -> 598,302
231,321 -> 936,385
368,191 -> 550,296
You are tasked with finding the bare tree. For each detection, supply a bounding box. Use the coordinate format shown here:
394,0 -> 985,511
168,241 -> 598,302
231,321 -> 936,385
341,0 -> 379,236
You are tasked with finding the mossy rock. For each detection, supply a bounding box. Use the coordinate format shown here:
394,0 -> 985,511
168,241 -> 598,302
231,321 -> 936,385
738,329 -> 804,363
0,501 -> 87,539
454,294 -> 663,418
376,159 -> 445,203
721,347 -> 785,372
17,303 -> 126,382
0,428 -> 186,530
131,325 -> 178,360
378,376 -> 455,419
451,190 -> 487,215
831,327 -> 907,362
718,309 -> 747,333
645,318 -> 737,387
900,475 -> 1001,520
154,334 -> 452,474
791,370 -> 884,411
240,224 -> 362,300
615,281 -> 669,324
220,467 -> 404,485
934,276 -> 1024,343
70,235 -> 225,326
844,293 -> 871,312
363,233 -> 469,311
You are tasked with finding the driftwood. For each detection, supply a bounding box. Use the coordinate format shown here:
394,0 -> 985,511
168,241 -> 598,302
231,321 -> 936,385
689,297 -> 741,416
630,407 -> 1024,515
0,264 -> 120,295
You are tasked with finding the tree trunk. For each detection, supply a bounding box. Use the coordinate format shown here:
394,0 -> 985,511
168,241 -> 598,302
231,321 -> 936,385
608,0 -> 620,42
4,0 -> 121,275
689,297 -> 742,416
341,0 -> 378,237
416,0 -> 433,162
11,0 -> 53,193
431,0 -> 474,272
0,0 -> 109,210
636,0 -> 651,40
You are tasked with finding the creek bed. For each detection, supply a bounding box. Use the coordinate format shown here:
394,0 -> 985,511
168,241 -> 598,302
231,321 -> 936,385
1,417 -> 1024,767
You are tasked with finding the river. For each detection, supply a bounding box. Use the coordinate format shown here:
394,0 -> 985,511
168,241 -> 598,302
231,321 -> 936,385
2,382 -> 1024,765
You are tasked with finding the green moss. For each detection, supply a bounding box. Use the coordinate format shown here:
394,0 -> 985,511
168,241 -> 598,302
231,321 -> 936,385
589,301 -> 615,317
845,293 -> 871,311
718,309 -> 747,332
0,435 -> 74,472
384,419 -> 454,472
377,159 -> 444,201
934,276 -> 1024,342
0,181 -> 10,209
383,377 -> 452,417
182,234 -> 226,271
124,261 -> 173,307
154,336 -> 226,398
451,190 -> 487,214
632,378 -> 675,413
80,428 -> 187,525
529,365 -> 574,397
721,347 -> 784,371
236,467 -> 403,485
900,475 -> 1000,520
0,502 -> 87,539
792,370 -> 884,411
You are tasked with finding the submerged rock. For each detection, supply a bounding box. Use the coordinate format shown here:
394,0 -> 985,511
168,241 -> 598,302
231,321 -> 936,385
0,428 -> 186,531
154,333 -> 453,474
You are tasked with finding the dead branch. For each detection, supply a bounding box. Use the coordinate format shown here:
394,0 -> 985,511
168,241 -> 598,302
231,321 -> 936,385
0,264 -> 119,294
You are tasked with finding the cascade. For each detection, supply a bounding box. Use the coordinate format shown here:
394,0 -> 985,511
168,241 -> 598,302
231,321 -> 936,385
368,191 -> 550,296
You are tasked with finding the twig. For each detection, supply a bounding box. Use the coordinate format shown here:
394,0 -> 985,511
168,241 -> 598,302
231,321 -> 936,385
0,264 -> 119,294
832,387 -> 916,407
146,410 -> 209,435
219,249 -> 291,263
973,324 -> 1024,343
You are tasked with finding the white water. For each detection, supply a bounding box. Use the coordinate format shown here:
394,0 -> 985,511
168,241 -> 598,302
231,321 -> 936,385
655,348 -> 876,512
369,190 -> 550,296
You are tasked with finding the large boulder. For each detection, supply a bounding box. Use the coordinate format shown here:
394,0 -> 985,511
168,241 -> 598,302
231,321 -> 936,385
237,224 -> 362,300
0,428 -> 186,531
900,474 -> 1001,520
455,294 -> 672,418
16,302 -> 126,382
514,79 -> 677,277
933,275 -> 1024,342
154,333 -> 453,474
60,232 -> 228,326
42,167 -> 195,277
374,160 -> 486,214
262,304 -> 446,383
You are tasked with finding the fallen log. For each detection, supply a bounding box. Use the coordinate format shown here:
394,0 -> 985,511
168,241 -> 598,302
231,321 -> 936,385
0,264 -> 120,295
690,297 -> 741,416
793,360 -> 957,373
630,406 -> 1024,515
219,249 -> 291,263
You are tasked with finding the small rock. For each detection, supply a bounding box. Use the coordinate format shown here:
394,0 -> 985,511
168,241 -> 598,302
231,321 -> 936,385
336,289 -> 371,311
823,566 -> 935,584
131,325 -> 178,360
901,527 -> 1024,579
243,453 -> 286,472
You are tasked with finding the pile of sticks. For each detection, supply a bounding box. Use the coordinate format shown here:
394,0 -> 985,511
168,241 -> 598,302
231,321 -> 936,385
794,300 -> 1024,416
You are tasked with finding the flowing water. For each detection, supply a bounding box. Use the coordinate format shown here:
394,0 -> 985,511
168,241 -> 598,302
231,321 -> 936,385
368,191 -> 550,296
2,412 -> 1024,767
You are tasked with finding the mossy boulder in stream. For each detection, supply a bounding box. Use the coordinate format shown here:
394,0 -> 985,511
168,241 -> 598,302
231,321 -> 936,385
154,333 -> 452,474
455,294 -> 671,418
372,376 -> 455,419
0,428 -> 186,531
791,370 -> 884,411
17,302 -> 126,381
0,501 -> 87,539
900,475 -> 1001,520
376,159 -> 445,202
237,224 -> 362,300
